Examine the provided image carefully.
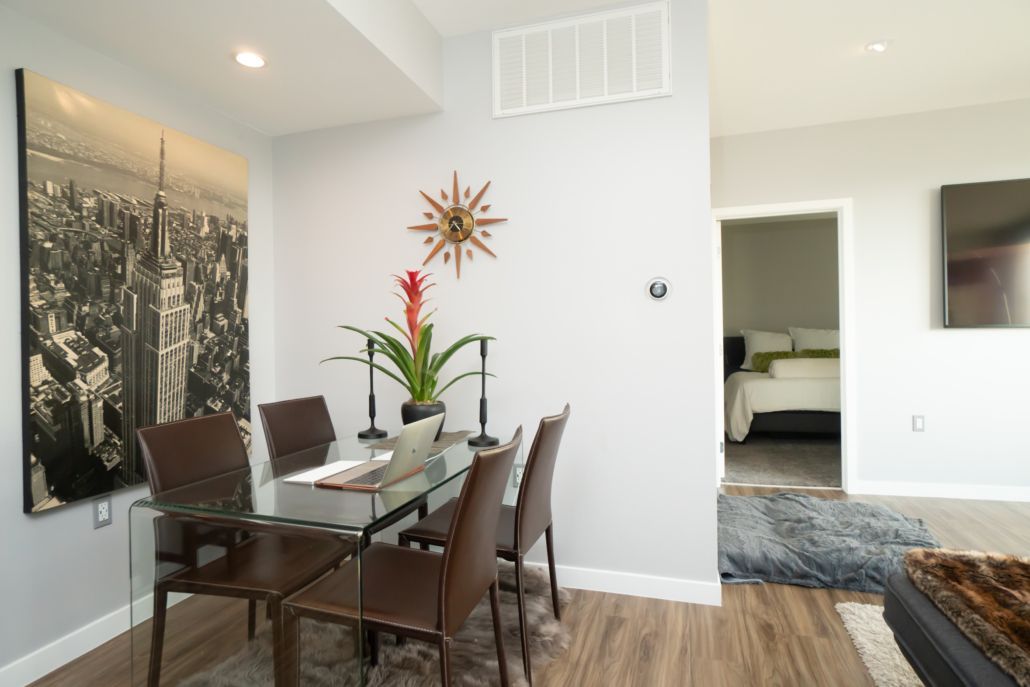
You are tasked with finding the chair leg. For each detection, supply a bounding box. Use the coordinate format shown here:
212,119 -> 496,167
398,533 -> 409,547
148,587 -> 168,687
282,609 -> 300,687
439,637 -> 452,687
515,556 -> 532,684
367,630 -> 380,666
417,501 -> 430,551
490,580 -> 511,687
269,598 -> 285,687
248,599 -> 257,640
545,524 -> 561,620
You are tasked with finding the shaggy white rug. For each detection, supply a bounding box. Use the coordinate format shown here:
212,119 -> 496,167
835,602 -> 921,687
181,562 -> 570,687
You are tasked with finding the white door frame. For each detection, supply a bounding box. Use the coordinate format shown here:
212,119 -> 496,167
712,198 -> 857,492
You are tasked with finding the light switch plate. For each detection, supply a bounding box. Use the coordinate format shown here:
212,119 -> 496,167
912,415 -> 925,432
93,495 -> 112,529
513,465 -> 525,488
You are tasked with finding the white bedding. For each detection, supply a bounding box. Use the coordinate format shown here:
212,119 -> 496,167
724,370 -> 841,442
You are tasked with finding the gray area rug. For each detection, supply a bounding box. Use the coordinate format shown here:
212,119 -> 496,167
836,602 -> 921,687
719,492 -> 940,593
182,562 -> 570,687
725,435 -> 841,488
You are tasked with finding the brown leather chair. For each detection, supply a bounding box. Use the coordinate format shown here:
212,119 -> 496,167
258,395 -> 336,461
282,428 -> 523,687
398,404 -> 570,683
137,412 -> 352,686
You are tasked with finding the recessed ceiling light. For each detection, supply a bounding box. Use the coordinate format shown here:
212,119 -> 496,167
234,52 -> 266,69
865,40 -> 889,54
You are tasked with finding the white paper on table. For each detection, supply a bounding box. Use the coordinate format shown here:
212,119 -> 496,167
282,457 -> 390,485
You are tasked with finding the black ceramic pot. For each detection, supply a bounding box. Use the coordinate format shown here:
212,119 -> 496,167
400,401 -> 445,440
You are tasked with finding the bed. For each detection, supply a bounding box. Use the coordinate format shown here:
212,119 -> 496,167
723,336 -> 841,442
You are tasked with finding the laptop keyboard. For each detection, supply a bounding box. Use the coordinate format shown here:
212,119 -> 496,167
347,465 -> 388,486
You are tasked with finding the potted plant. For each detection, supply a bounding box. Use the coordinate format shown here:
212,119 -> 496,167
323,270 -> 493,438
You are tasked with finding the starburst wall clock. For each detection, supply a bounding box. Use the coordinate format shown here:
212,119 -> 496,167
407,171 -> 508,278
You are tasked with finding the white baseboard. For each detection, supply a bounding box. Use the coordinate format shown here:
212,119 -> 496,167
525,561 -> 721,606
849,479 -> 1030,503
0,591 -> 189,686
0,603 -> 129,687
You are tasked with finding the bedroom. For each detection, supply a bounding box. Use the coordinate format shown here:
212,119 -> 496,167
718,212 -> 843,488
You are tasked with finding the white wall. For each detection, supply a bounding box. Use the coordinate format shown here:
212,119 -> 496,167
272,0 -> 718,601
0,6 -> 276,682
712,99 -> 1030,498
722,218 -> 839,335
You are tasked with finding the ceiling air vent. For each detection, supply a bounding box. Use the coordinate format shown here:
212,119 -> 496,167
492,1 -> 670,118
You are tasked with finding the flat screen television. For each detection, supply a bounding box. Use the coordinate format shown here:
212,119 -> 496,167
942,177 -> 1030,327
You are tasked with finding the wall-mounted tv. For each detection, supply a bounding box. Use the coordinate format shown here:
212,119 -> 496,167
942,177 -> 1030,327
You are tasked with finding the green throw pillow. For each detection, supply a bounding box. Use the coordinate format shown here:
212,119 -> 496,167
750,348 -> 840,373
750,351 -> 795,373
797,348 -> 840,359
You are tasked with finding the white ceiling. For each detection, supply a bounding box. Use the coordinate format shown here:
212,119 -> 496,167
411,0 -> 626,37
710,0 -> 1030,136
6,0 -> 1030,138
1,0 -> 443,136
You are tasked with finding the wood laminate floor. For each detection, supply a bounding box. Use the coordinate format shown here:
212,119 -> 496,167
32,486 -> 1030,687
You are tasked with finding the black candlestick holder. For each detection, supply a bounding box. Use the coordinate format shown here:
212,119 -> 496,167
358,338 -> 387,439
468,338 -> 499,447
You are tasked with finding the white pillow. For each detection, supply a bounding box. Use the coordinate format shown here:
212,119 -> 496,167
788,327 -> 839,351
739,329 -> 792,371
769,358 -> 840,379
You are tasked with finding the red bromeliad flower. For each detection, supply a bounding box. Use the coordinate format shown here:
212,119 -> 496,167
390,270 -> 435,354
327,269 -> 492,404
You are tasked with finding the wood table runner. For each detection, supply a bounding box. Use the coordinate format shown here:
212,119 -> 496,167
368,430 -> 473,453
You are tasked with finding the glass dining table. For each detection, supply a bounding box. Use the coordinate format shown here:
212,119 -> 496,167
128,431 -> 520,686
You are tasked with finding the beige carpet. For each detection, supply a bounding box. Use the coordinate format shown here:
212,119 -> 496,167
725,435 -> 841,488
836,602 -> 921,687
182,562 -> 570,686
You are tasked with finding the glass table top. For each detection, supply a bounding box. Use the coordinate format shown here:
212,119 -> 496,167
132,433 -> 482,535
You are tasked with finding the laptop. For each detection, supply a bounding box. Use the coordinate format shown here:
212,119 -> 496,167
314,413 -> 444,491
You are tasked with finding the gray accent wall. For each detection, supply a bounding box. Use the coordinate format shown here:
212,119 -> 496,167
721,217 -> 839,336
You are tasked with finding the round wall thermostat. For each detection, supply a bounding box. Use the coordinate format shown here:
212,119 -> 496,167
647,277 -> 670,301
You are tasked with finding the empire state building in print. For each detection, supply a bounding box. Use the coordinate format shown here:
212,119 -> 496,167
120,132 -> 191,482
18,69 -> 250,513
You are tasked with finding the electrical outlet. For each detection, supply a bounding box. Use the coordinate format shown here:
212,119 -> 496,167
912,415 -> 925,432
513,465 -> 525,488
93,495 -> 112,529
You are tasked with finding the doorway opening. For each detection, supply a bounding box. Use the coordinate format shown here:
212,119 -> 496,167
712,200 -> 856,491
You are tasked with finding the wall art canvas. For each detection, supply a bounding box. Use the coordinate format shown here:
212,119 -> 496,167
16,69 -> 251,513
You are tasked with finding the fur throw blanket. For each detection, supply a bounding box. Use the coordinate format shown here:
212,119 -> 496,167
905,549 -> 1030,686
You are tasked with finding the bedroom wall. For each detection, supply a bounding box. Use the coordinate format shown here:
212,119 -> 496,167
721,217 -> 839,335
711,98 -> 1030,499
272,0 -> 718,602
0,6 -> 276,682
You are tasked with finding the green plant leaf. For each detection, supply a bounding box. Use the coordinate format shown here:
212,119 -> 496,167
320,356 -> 410,392
414,324 -> 433,391
429,334 -> 495,376
338,325 -> 417,392
369,329 -> 417,382
434,371 -> 495,399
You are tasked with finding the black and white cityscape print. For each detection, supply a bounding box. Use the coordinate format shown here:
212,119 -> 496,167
17,70 -> 251,513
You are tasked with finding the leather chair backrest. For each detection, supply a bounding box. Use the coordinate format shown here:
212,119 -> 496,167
258,395 -> 337,460
137,412 -> 249,494
516,404 -> 570,553
439,427 -> 522,636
